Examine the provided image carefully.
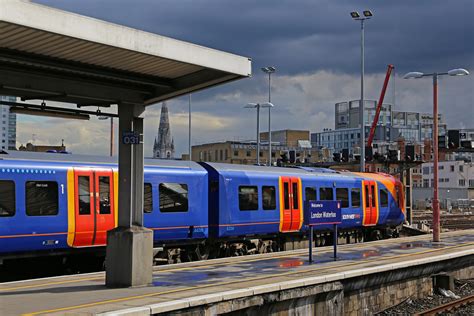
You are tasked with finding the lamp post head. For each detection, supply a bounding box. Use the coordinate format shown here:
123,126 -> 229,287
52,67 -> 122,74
261,102 -> 274,108
350,11 -> 360,19
448,68 -> 469,76
261,66 -> 276,74
244,103 -> 258,108
363,10 -> 373,17
403,72 -> 424,79
245,102 -> 274,108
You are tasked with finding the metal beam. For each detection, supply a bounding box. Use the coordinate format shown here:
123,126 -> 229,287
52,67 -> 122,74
0,48 -> 174,89
0,100 -> 118,118
0,68 -> 149,105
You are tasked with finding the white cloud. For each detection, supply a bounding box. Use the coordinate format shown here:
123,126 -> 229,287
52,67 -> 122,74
14,70 -> 474,158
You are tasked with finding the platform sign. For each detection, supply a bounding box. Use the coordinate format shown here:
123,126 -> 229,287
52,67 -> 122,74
305,200 -> 342,263
305,200 -> 342,226
122,131 -> 140,145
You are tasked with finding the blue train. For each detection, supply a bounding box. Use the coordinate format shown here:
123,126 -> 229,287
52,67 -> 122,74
0,151 -> 405,264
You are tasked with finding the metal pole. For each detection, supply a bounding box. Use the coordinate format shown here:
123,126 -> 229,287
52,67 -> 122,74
360,19 -> 365,172
309,226 -> 313,263
432,74 -> 440,242
268,73 -> 272,166
257,104 -> 260,165
110,117 -> 114,157
333,224 -> 338,261
189,94 -> 192,161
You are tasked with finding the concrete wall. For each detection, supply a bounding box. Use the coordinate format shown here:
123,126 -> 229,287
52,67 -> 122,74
167,255 -> 473,316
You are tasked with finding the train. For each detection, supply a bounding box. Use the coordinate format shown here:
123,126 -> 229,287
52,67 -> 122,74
0,150 -> 405,265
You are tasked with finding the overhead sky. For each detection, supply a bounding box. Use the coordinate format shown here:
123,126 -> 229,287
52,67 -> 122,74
22,0 -> 474,157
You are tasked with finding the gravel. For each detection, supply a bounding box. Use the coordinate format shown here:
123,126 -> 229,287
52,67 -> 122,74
376,278 -> 474,315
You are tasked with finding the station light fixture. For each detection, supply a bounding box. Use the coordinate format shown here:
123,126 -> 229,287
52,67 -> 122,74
447,68 -> 469,76
350,11 -> 360,19
363,10 -> 373,17
403,72 -> 424,79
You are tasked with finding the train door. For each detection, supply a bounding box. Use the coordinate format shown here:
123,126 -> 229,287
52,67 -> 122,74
73,169 -> 114,247
279,176 -> 302,232
362,180 -> 378,226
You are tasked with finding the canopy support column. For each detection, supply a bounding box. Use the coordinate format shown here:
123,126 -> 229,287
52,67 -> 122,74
106,104 -> 153,288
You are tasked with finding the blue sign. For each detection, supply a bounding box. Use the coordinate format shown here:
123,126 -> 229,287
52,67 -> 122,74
305,200 -> 342,226
122,131 -> 140,145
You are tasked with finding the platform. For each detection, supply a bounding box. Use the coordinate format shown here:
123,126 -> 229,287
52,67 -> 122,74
1,230 -> 473,315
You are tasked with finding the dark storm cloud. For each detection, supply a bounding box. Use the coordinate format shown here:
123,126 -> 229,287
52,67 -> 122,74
30,0 -> 474,156
35,0 -> 473,75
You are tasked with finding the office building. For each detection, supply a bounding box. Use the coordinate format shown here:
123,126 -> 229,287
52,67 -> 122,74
0,95 -> 17,151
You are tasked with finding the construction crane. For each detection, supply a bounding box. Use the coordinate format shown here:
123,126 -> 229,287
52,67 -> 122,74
367,64 -> 394,147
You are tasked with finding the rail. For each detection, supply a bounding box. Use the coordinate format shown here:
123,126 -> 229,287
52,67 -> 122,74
414,294 -> 474,315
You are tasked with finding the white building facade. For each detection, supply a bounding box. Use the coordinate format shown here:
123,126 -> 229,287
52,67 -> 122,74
0,96 -> 17,151
421,160 -> 474,190
413,160 -> 474,209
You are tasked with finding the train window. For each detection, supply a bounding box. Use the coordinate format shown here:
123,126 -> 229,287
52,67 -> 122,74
371,185 -> 376,207
78,176 -> 91,215
283,183 -> 290,209
319,187 -> 333,200
305,187 -> 316,201
336,188 -> 349,208
262,186 -> 276,210
380,189 -> 388,207
292,182 -> 299,209
26,181 -> 58,216
144,183 -> 153,213
0,180 -> 15,217
351,188 -> 361,208
98,176 -> 111,214
159,183 -> 188,213
239,186 -> 258,211
365,185 -> 370,207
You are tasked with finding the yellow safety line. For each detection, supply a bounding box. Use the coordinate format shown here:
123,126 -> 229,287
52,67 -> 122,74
2,232 -> 470,292
23,241 -> 474,316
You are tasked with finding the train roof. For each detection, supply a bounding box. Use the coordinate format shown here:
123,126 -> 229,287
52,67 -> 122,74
202,162 -> 358,179
0,151 -> 205,171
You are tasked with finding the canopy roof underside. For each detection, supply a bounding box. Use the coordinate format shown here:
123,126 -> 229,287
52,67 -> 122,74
0,0 -> 251,107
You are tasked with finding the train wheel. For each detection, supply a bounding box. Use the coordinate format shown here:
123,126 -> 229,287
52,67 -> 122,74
194,244 -> 210,261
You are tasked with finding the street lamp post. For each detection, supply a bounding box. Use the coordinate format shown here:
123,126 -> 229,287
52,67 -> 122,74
261,66 -> 276,166
404,68 -> 469,242
245,102 -> 274,165
351,10 -> 373,172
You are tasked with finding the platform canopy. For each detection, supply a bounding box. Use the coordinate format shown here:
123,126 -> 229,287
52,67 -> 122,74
0,0 -> 251,107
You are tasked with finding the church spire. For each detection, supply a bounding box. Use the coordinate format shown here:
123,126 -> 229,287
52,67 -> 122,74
153,102 -> 175,159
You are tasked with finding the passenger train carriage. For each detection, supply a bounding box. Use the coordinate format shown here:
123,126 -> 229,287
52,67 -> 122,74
0,151 -> 405,264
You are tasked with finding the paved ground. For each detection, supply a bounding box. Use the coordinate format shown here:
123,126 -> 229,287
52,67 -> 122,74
1,230 -> 473,315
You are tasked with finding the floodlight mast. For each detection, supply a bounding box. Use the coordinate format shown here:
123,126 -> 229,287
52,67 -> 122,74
261,66 -> 276,166
244,102 -> 274,165
403,67 -> 469,242
350,10 -> 373,172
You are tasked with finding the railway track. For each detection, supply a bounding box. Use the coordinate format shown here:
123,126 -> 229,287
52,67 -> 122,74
412,213 -> 474,230
414,294 -> 474,315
